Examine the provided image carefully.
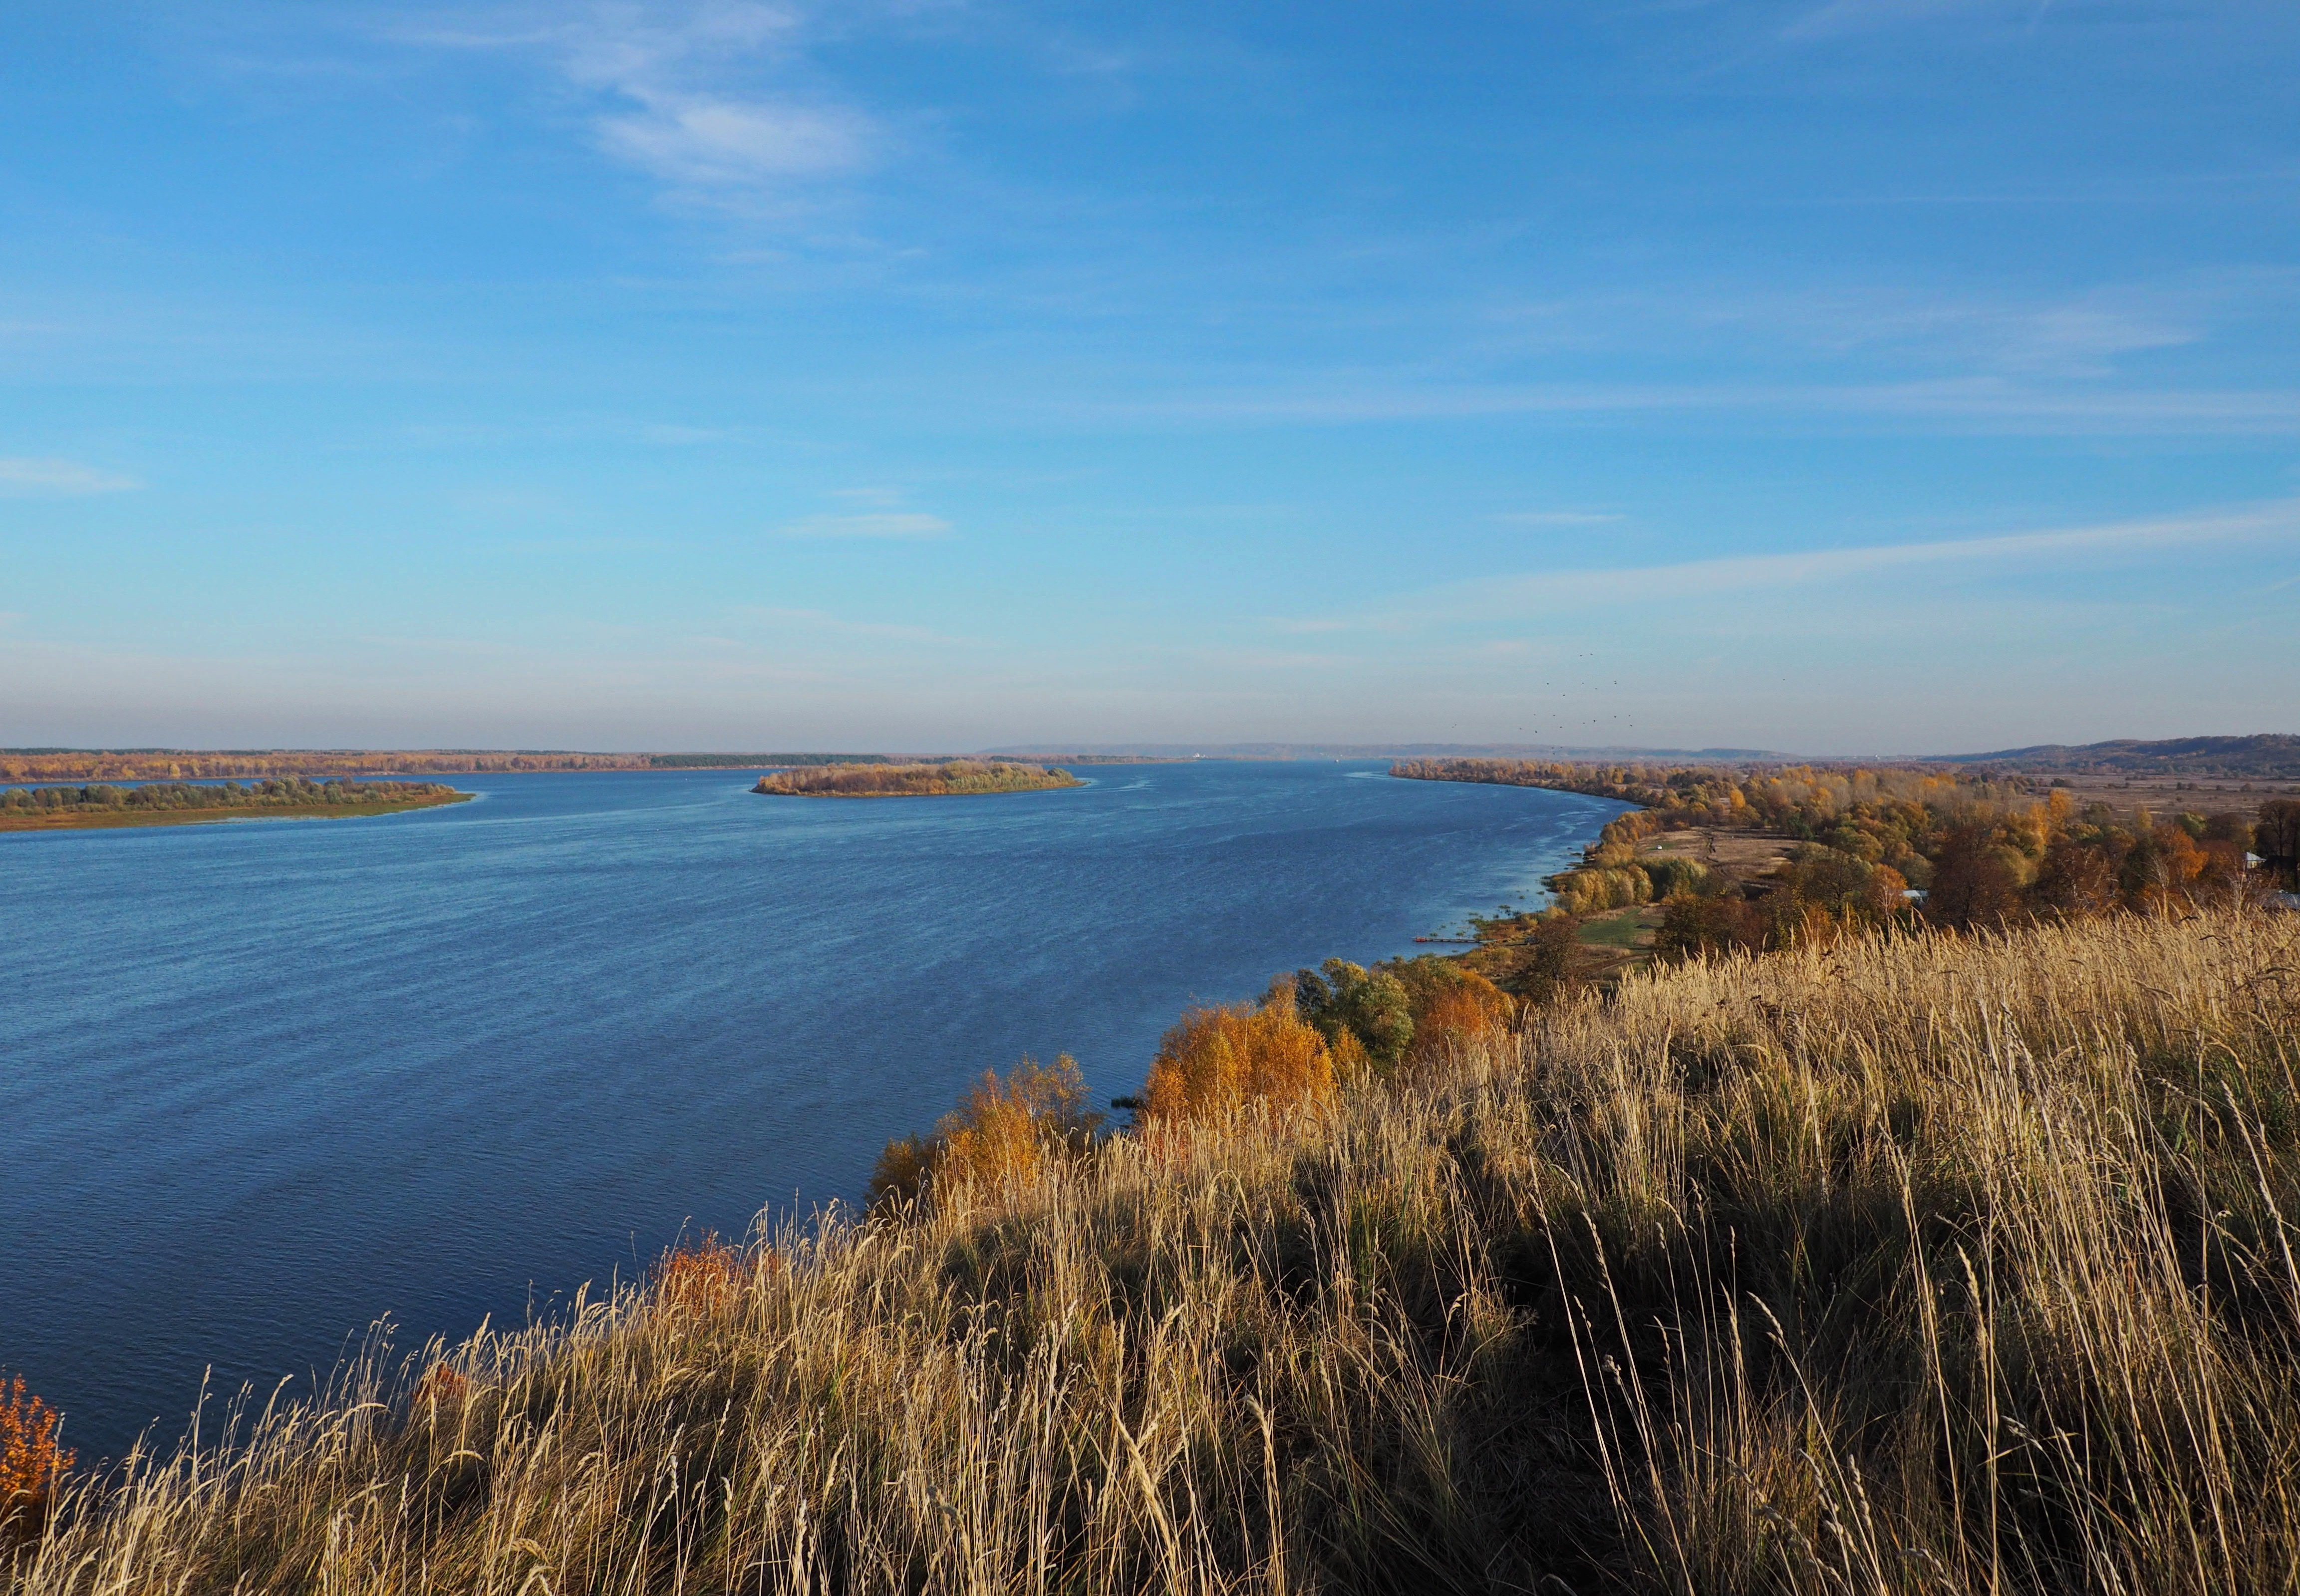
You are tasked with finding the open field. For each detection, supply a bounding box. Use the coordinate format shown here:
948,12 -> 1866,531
2038,770 -> 2300,820
8,907 -> 2299,1593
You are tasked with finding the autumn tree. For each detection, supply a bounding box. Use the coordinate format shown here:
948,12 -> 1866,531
1290,958 -> 1415,1070
2034,838 -> 2121,918
2259,798 -> 2300,884
867,1055 -> 1100,1207
1138,999 -> 1335,1127
1652,892 -> 1767,963
1925,824 -> 2024,930
1378,956 -> 1509,1068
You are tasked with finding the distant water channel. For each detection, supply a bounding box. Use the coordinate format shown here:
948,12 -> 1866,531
0,762 -> 1626,1457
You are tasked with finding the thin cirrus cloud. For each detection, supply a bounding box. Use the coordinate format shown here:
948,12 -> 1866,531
597,91 -> 870,188
1263,500 -> 2300,640
0,457 -> 140,496
772,511 -> 951,538
1110,378 -> 2300,436
1435,500 -> 2300,617
406,2 -> 875,199
1780,0 -> 2009,42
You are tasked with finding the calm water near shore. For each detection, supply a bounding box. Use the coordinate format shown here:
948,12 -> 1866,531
0,761 -> 1625,1457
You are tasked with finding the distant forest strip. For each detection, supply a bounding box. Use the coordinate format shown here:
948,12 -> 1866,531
0,750 -> 891,782
753,761 -> 1082,798
0,777 -> 470,831
1394,756 -> 2300,962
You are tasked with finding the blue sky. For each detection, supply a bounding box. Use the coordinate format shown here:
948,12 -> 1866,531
1,0 -> 2295,755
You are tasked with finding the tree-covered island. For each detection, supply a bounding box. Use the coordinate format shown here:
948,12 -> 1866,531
752,760 -> 1082,798
0,776 -> 472,831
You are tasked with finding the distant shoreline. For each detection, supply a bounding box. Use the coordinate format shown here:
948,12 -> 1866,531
753,761 -> 1083,799
0,781 -> 473,833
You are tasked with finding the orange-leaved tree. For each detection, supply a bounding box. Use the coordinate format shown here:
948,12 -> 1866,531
0,1374 -> 71,1543
1404,979 -> 1508,1068
869,1054 -> 1100,1207
1139,998 -> 1335,1128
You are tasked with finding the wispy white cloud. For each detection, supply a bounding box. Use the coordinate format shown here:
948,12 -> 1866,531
1412,501 -> 2300,618
0,457 -> 140,496
1479,273 -> 2293,386
598,91 -> 867,188
772,510 -> 951,538
1782,0 -> 2016,42
1254,501 -> 2297,642
407,1 -> 875,202
1107,377 -> 2300,434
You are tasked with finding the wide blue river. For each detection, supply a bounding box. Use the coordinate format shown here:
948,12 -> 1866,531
0,761 -> 1622,1457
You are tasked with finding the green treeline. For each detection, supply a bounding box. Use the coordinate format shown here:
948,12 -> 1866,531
1395,756 -> 2300,958
753,760 -> 1082,798
0,776 -> 467,821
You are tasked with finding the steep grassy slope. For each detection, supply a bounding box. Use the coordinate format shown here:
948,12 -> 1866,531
8,909 -> 2300,1593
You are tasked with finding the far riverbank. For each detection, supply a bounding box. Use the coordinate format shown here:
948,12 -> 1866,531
0,778 -> 471,833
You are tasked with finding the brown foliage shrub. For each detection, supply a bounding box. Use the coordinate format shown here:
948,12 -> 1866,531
869,1055 -> 1100,1207
868,1133 -> 937,1209
1403,977 -> 1508,1069
2035,837 -> 2121,917
652,1236 -> 745,1314
0,1376 -> 71,1543
1140,1000 -> 1334,1127
1653,891 -> 1767,962
939,1055 -> 1096,1188
411,1363 -> 470,1413
1485,913 -> 1593,999
1926,824 -> 2025,929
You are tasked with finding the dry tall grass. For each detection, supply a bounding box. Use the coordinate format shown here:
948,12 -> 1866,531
10,908 -> 2300,1593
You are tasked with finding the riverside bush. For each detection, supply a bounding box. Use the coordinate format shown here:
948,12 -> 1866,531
0,1378 -> 69,1547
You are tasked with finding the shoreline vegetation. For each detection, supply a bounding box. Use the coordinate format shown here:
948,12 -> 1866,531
1393,755 -> 2300,985
6,907 -> 2299,1590
0,751 -> 892,784
0,778 -> 471,833
752,760 -> 1083,798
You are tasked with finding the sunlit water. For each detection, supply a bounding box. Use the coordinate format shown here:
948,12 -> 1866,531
0,762 -> 1625,1456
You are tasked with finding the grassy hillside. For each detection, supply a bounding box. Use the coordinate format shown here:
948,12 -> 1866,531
8,908 -> 2300,1592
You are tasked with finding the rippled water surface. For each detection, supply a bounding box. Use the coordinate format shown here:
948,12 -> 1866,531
0,762 -> 1624,1454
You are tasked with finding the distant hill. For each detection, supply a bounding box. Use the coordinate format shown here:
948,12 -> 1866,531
1940,735 -> 2300,778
